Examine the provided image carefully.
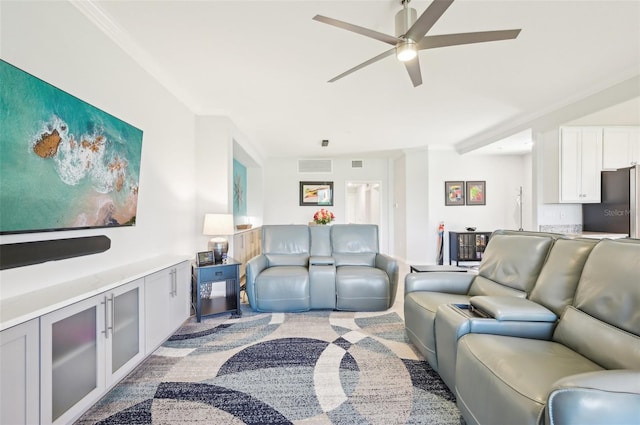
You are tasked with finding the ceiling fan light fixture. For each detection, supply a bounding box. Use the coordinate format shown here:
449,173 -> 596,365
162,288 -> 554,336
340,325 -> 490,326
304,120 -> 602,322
396,40 -> 417,62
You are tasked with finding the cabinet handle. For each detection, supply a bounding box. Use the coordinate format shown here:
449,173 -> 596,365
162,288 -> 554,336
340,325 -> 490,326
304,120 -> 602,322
101,295 -> 113,339
108,294 -> 115,337
170,268 -> 177,297
100,295 -> 109,339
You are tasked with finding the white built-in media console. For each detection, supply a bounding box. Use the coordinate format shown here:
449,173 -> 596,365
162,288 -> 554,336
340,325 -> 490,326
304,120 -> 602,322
0,256 -> 191,425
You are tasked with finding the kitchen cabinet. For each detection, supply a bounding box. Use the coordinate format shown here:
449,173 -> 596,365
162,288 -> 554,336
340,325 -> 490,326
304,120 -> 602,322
0,319 -> 39,425
40,278 -> 145,425
559,127 -> 603,203
144,261 -> 190,353
602,127 -> 640,169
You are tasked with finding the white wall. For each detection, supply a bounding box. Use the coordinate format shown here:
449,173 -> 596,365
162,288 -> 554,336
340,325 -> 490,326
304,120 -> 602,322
0,1 -> 197,298
262,157 -> 391,253
403,149 -> 431,265
393,155 -> 407,262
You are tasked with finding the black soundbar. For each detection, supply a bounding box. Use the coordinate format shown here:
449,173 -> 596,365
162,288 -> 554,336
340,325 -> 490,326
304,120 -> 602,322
0,235 -> 111,270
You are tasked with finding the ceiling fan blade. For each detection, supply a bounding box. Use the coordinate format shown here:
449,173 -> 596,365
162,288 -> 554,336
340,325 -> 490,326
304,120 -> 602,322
418,29 -> 521,50
404,58 -> 423,87
328,48 -> 396,83
313,14 -> 402,46
405,0 -> 455,42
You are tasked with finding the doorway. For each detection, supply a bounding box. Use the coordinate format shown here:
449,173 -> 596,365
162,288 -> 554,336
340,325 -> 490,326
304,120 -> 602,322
345,181 -> 381,226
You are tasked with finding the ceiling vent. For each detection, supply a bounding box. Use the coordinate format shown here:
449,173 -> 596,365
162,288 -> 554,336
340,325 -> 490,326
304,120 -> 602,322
298,159 -> 333,173
351,160 -> 364,168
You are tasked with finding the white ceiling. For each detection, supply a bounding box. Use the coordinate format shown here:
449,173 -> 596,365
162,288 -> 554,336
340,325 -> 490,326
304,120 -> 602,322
79,0 -> 640,159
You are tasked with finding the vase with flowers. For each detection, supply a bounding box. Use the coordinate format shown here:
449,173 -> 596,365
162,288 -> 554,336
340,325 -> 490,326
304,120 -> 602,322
313,208 -> 335,225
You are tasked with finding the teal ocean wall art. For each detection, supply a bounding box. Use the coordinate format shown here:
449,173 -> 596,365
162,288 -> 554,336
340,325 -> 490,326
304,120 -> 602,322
0,60 -> 144,234
233,159 -> 247,217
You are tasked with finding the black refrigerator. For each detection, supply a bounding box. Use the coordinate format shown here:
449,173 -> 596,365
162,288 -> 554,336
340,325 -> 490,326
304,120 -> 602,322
582,165 -> 639,238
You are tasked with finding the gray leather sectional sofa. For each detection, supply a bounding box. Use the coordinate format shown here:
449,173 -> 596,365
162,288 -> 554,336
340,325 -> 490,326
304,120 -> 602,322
246,224 -> 398,312
405,230 -> 640,425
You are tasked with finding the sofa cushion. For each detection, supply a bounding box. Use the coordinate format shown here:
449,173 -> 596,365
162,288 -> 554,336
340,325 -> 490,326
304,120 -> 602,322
456,333 -> 603,425
528,238 -> 597,316
262,225 -> 310,267
309,225 -> 332,256
335,266 -> 390,311
331,224 -> 378,267
552,239 -> 640,370
553,307 -> 640,370
254,266 -> 310,312
469,233 -> 555,296
572,239 -> 640,336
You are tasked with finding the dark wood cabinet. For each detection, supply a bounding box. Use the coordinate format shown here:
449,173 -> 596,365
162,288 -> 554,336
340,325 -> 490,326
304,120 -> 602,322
449,231 -> 491,265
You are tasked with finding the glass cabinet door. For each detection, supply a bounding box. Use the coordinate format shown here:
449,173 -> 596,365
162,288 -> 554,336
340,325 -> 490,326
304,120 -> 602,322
41,296 -> 105,425
107,278 -> 145,384
51,307 -> 97,421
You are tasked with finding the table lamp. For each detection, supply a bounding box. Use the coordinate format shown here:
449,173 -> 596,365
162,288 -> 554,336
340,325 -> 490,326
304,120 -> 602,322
203,213 -> 234,262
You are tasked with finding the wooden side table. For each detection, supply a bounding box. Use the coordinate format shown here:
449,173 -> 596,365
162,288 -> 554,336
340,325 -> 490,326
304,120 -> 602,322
192,259 -> 241,322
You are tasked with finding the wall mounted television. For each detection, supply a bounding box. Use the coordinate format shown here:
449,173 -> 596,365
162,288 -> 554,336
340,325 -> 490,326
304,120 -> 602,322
0,60 -> 144,235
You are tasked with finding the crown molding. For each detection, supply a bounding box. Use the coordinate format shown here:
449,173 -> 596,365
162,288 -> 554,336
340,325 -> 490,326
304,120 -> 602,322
68,0 -> 198,112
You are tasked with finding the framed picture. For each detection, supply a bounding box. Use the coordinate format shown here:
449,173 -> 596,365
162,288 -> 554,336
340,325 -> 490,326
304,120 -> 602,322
196,251 -> 215,267
445,181 -> 465,206
466,181 -> 486,205
300,181 -> 333,206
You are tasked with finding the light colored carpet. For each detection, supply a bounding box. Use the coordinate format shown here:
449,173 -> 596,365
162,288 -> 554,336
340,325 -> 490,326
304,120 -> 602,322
75,305 -> 461,425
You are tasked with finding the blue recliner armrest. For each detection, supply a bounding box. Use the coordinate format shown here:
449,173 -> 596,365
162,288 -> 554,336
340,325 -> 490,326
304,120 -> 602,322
546,370 -> 640,425
375,253 -> 399,305
246,254 -> 268,307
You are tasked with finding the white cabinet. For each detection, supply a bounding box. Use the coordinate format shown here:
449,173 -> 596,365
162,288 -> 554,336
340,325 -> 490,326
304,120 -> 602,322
40,295 -> 105,425
40,278 -> 144,425
1,319 -> 39,425
107,279 -> 146,385
559,127 -> 603,203
144,261 -> 190,353
602,127 -> 640,169
0,257 -> 189,425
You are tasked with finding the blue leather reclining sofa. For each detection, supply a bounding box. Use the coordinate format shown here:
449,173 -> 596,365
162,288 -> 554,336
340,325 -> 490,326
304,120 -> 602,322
246,224 -> 398,312
405,230 -> 640,425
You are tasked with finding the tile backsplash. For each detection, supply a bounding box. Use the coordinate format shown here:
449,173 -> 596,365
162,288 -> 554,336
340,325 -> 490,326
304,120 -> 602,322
539,224 -> 582,234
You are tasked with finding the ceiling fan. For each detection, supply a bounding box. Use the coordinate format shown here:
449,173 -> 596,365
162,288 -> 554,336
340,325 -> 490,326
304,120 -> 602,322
313,0 -> 521,87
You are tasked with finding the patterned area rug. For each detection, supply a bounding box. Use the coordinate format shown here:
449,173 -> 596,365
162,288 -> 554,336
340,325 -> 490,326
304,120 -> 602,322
76,307 -> 461,424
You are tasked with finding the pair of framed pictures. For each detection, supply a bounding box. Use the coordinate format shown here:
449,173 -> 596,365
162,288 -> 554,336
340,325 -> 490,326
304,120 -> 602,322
445,181 -> 486,206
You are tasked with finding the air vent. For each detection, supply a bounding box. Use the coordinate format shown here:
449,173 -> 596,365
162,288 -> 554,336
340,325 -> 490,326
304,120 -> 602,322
351,160 -> 364,168
298,159 -> 332,173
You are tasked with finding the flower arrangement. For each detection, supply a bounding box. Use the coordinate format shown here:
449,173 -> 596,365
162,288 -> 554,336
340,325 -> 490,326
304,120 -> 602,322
313,208 -> 335,225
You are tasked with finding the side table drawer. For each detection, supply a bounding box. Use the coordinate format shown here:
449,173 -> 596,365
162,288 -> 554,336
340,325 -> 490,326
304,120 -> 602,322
198,265 -> 237,282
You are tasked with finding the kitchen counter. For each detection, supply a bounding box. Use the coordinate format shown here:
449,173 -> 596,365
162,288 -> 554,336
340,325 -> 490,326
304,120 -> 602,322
568,232 -> 629,240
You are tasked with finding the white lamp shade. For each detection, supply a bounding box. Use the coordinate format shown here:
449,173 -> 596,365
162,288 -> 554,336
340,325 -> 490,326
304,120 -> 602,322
203,213 -> 234,236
